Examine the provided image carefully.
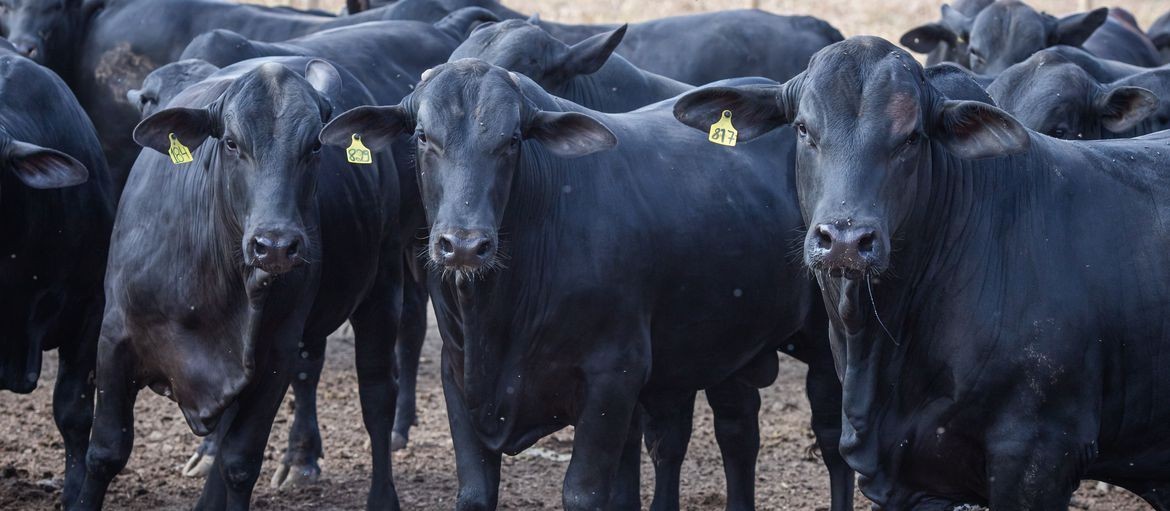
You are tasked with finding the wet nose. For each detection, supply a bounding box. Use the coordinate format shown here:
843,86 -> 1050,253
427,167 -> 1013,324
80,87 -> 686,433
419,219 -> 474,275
436,232 -> 494,269
12,39 -> 39,60
812,223 -> 879,277
250,232 -> 305,274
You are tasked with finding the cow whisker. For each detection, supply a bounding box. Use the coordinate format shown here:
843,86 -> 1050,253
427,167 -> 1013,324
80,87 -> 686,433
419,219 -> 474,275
866,273 -> 899,346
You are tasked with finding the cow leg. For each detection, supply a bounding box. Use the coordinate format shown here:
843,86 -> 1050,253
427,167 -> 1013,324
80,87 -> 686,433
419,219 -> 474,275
73,333 -> 137,511
805,362 -> 853,511
642,391 -> 696,511
349,269 -> 403,511
443,354 -> 501,511
985,426 -> 1090,510
270,336 -> 327,490
562,375 -> 643,511
392,274 -> 427,451
608,408 -> 643,510
195,351 -> 294,510
53,315 -> 99,508
704,379 -> 761,511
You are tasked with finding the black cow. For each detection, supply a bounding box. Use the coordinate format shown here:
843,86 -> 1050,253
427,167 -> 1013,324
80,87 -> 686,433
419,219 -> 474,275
901,0 -> 1162,74
900,0 -> 994,68
450,20 -> 854,511
320,58 -> 846,511
989,48 -> 1170,139
1151,11 -> 1170,64
0,0 -> 339,189
675,35 -> 1170,510
0,42 -> 114,508
150,10 -> 495,485
75,58 -> 405,511
347,0 -> 844,85
449,20 -> 690,111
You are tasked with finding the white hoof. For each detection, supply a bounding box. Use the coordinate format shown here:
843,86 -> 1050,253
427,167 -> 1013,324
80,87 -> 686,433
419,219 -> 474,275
270,463 -> 321,490
181,451 -> 215,478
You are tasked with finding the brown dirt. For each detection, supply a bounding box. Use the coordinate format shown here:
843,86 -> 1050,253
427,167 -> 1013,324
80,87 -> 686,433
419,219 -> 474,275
0,309 -> 1153,510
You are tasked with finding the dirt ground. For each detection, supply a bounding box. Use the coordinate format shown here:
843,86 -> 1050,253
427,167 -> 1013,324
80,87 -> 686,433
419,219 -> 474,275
0,308 -> 1153,510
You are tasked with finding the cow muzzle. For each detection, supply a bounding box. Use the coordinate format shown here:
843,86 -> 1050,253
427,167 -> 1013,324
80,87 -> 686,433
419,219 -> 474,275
10,37 -> 42,62
246,229 -> 307,275
807,221 -> 886,279
432,229 -> 496,272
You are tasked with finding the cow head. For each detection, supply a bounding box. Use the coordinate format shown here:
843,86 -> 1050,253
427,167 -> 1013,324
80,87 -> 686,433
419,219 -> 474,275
674,37 -> 1029,279
954,1 -> 1107,75
133,60 -> 342,276
0,132 -> 88,193
128,59 -> 221,119
320,59 -> 615,277
450,19 -> 627,92
900,0 -> 994,67
0,0 -> 91,66
989,51 -> 1161,139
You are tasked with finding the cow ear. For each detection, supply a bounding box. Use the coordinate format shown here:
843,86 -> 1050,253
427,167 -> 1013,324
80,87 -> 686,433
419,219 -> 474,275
320,105 -> 412,152
562,25 -> 627,77
6,141 -> 89,189
900,23 -> 958,53
306,59 -> 342,99
673,84 -> 789,142
1153,33 -> 1170,52
525,111 -> 617,158
1050,8 -> 1108,47
936,100 -> 1029,159
940,4 -> 974,41
134,107 -> 216,155
345,0 -> 369,14
1095,85 -> 1159,133
527,13 -> 541,25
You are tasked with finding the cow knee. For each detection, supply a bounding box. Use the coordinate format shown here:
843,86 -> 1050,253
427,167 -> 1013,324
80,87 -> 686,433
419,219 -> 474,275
563,487 -> 608,511
455,487 -> 494,511
85,446 -> 129,482
221,456 -> 262,492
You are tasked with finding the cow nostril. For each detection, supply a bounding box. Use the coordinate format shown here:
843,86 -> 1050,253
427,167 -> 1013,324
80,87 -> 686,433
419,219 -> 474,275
474,239 -> 491,258
287,240 -> 300,258
857,232 -> 876,254
254,240 -> 269,257
816,225 -> 833,250
438,237 -> 455,256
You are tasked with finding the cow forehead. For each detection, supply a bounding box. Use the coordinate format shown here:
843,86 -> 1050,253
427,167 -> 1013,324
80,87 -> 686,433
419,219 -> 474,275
803,43 -> 926,134
221,65 -> 322,137
417,64 -> 523,131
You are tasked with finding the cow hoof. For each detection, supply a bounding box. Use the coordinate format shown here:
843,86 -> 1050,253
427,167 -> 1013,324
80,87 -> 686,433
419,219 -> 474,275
270,462 -> 321,490
391,431 -> 408,451
181,451 -> 215,477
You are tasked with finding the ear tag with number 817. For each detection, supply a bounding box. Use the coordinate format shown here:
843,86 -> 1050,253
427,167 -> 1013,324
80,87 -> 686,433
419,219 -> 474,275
708,110 -> 737,147
168,133 -> 193,165
347,134 -> 372,165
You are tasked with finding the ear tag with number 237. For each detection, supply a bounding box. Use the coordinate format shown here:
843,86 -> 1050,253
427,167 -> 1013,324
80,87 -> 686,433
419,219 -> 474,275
168,133 -> 193,165
347,134 -> 372,165
708,110 -> 737,147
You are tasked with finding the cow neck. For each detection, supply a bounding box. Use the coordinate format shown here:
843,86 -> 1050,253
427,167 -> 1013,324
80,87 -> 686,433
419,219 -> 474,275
560,55 -> 687,113
831,137 -> 1055,504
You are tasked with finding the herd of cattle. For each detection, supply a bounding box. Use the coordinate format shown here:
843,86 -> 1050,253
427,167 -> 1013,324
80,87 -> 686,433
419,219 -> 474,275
4,0 -> 1170,509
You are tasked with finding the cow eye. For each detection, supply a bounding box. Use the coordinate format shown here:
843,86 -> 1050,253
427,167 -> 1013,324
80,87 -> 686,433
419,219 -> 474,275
223,137 -> 238,152
310,141 -> 322,154
416,131 -> 427,144
795,123 -> 816,148
1050,128 -> 1068,139
904,132 -> 920,147
510,133 -> 520,148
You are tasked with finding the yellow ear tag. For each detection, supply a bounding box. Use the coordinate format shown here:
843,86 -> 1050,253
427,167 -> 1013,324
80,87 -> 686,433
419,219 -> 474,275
708,110 -> 738,147
346,134 -> 372,165
168,133 -> 193,165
